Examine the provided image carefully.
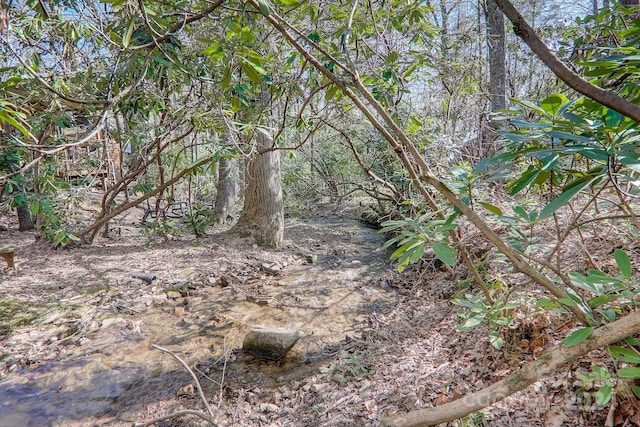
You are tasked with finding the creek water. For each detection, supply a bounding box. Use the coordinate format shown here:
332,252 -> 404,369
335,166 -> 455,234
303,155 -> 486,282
0,218 -> 395,426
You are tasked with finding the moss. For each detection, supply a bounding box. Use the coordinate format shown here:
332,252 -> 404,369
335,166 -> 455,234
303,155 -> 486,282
0,298 -> 47,335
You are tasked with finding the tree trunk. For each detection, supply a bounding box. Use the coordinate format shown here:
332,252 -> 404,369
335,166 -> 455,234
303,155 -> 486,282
214,156 -> 237,224
16,203 -> 36,231
486,0 -> 507,132
230,133 -> 283,248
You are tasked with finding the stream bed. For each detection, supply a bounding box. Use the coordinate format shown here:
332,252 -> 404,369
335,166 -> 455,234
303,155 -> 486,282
0,217 -> 396,426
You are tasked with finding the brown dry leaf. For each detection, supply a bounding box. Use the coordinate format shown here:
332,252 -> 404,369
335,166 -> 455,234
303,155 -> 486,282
174,306 -> 185,316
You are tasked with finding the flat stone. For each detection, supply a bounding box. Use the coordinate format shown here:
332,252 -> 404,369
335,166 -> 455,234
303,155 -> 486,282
101,317 -> 126,329
242,327 -> 301,361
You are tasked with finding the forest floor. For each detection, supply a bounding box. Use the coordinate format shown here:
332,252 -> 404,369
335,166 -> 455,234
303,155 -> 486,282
0,191 -> 632,426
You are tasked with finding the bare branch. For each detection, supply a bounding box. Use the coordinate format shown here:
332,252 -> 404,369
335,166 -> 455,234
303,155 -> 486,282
151,344 -> 218,422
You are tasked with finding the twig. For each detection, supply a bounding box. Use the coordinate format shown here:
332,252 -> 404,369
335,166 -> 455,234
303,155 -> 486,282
150,344 -> 217,422
132,409 -> 218,427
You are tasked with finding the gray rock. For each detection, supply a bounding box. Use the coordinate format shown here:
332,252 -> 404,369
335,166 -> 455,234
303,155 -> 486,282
242,327 -> 302,361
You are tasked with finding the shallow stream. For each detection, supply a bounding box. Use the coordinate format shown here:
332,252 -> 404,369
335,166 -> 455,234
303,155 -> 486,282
0,218 -> 395,426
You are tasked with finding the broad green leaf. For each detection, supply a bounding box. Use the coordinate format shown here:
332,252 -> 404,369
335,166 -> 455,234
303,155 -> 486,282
240,61 -> 262,83
257,0 -> 271,15
489,331 -> 504,349
151,55 -> 172,67
608,346 -> 640,364
614,249 -> 632,280
509,166 -> 539,195
618,367 -> 640,379
596,384 -> 613,406
564,326 -> 595,347
546,130 -> 591,142
509,98 -> 547,116
479,202 -> 503,216
431,242 -> 456,266
539,177 -> 596,220
458,316 -> 484,331
541,93 -> 569,117
513,205 -> 529,221
632,385 -> 640,399
605,108 -> 624,127
540,153 -> 559,172
588,295 -> 620,308
123,18 -> 135,48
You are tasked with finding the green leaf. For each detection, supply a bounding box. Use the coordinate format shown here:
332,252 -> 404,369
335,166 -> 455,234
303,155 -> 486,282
541,93 -> 569,117
608,346 -> 640,364
240,60 -> 262,83
458,316 -> 484,331
479,202 -> 503,216
605,108 -> 624,127
257,0 -> 271,15
509,98 -> 547,116
489,331 -> 504,349
632,385 -> 640,399
564,326 -> 595,347
588,294 -> 620,308
509,166 -> 539,195
539,177 -> 596,220
618,367 -> 640,379
431,242 -> 456,266
596,384 -> 613,406
123,18 -> 135,48
614,249 -> 632,280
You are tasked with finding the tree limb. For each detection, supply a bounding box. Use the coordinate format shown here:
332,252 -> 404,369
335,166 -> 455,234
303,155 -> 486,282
492,0 -> 640,122
382,310 -> 640,427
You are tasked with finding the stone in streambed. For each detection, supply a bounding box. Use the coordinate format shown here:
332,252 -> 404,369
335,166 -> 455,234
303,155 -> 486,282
242,327 -> 302,361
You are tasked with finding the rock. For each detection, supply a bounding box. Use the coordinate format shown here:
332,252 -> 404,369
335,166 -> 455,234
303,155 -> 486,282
101,317 -> 126,328
261,262 -> 282,275
312,383 -> 330,393
242,327 -> 302,361
331,373 -> 346,384
259,403 -> 280,413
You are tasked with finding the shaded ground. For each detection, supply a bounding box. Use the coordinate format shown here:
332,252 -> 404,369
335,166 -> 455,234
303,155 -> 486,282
0,198 -> 624,426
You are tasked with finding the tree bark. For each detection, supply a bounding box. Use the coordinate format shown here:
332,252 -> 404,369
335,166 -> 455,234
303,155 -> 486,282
230,129 -> 284,248
214,155 -> 237,224
16,194 -> 34,231
486,0 -> 507,129
383,310 -> 640,427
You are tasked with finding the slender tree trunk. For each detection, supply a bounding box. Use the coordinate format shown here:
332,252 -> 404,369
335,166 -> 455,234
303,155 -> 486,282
486,0 -> 507,132
214,155 -> 237,224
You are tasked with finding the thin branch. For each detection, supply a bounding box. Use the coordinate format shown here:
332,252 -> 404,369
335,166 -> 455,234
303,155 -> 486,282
151,344 -> 217,421
133,409 -> 217,427
128,0 -> 225,50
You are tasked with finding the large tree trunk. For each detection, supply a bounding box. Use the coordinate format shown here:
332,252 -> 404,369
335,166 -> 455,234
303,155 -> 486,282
214,156 -> 237,224
486,0 -> 507,131
230,131 -> 284,248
